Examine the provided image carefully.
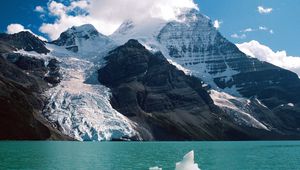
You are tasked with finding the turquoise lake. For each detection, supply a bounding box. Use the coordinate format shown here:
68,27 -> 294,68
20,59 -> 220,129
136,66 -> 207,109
0,141 -> 299,170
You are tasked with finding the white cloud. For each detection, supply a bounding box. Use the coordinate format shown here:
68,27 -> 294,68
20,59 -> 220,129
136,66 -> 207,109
231,33 -> 246,39
259,26 -> 268,30
39,0 -> 198,40
258,26 -> 274,34
258,6 -> 273,14
241,28 -> 254,32
213,20 -> 222,29
35,6 -> 45,13
236,26 -> 274,37
6,23 -> 47,41
6,24 -> 26,34
48,1 -> 67,16
70,0 -> 89,9
237,40 -> 300,77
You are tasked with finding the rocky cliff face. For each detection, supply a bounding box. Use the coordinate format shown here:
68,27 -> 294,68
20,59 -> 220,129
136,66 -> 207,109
0,31 -> 49,54
0,32 -> 66,140
0,56 -> 50,139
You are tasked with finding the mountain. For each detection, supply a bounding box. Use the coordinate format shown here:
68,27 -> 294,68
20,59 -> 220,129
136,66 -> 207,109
110,9 -> 300,137
155,9 -> 300,134
157,9 -> 300,99
0,31 -> 49,54
0,8 -> 300,140
52,24 -> 115,58
110,18 -> 167,46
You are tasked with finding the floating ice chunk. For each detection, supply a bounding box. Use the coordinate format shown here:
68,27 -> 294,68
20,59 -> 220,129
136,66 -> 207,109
288,103 -> 295,107
149,151 -> 200,170
149,166 -> 162,170
175,150 -> 201,170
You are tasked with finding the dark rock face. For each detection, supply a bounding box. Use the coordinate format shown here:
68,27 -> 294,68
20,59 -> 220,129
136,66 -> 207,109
4,53 -> 61,87
0,56 -> 50,139
0,31 -> 49,54
0,34 -> 61,139
0,55 -> 47,92
65,46 -> 79,53
0,41 -> 16,53
98,39 -> 269,140
6,53 -> 48,78
44,59 -> 61,85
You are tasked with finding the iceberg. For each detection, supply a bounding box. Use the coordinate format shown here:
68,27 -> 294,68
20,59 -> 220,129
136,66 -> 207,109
149,150 -> 201,170
175,150 -> 201,170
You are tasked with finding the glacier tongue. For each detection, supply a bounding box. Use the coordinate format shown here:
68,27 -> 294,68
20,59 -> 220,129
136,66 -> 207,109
42,45 -> 141,141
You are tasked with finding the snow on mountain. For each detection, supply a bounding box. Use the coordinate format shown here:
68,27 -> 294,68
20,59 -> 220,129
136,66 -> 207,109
210,90 -> 269,130
52,24 -> 116,59
110,18 -> 167,46
157,9 -> 243,92
110,18 -> 191,75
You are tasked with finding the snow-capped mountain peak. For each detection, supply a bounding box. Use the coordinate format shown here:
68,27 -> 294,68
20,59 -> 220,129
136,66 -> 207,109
52,24 -> 115,58
110,18 -> 167,46
53,24 -> 100,45
176,8 -> 211,24
112,20 -> 135,36
110,8 -> 229,89
68,24 -> 98,33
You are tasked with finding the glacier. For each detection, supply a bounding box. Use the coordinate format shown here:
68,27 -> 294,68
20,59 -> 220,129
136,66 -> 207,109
25,39 -> 142,141
43,57 -> 140,141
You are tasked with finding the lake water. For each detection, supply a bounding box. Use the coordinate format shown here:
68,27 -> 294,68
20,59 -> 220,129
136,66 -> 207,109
0,141 -> 299,170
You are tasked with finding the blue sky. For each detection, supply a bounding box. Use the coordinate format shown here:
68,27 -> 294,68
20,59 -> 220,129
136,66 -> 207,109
196,0 -> 300,56
0,0 -> 46,34
0,0 -> 299,56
